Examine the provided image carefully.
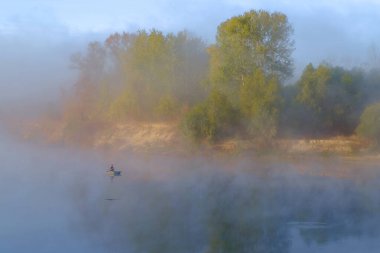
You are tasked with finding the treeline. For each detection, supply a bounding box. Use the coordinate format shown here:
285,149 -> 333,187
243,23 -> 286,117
61,10 -> 380,145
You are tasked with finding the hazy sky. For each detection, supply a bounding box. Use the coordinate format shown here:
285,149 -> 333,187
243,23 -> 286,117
1,0 -> 380,101
1,0 -> 380,37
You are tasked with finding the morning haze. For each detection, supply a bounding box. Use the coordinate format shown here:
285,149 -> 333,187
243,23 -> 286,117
1,1 -> 380,253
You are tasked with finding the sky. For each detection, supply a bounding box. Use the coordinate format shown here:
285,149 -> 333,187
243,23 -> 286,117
1,0 -> 380,101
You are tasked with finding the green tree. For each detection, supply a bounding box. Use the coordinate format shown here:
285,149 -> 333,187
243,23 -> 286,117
205,10 -> 293,141
66,29 -> 208,123
104,30 -> 208,117
297,64 -> 330,112
209,9 -> 294,102
240,69 -> 280,139
296,64 -> 364,136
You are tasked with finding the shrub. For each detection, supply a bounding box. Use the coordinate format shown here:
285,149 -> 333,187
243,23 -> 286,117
182,89 -> 236,142
356,102 -> 380,146
182,104 -> 210,141
155,94 -> 179,120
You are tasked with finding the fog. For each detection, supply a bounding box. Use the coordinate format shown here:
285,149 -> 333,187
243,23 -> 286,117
2,128 -> 380,252
0,130 -> 105,252
2,1 -> 380,252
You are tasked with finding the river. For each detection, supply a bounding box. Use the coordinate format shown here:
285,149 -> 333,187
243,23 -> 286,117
1,131 -> 380,252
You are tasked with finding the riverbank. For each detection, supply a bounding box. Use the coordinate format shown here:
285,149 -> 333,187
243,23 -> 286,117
14,118 -> 373,157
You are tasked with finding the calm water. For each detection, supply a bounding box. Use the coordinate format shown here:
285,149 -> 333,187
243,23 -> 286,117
1,131 -> 380,253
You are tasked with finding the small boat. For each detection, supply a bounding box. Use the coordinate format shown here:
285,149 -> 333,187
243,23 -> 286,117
107,170 -> 122,177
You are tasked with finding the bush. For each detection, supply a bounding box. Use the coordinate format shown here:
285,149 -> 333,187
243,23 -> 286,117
181,104 -> 210,141
356,102 -> 380,146
155,95 -> 179,120
182,89 -> 236,142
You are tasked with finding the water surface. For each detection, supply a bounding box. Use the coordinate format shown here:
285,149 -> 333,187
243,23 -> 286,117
1,131 -> 380,252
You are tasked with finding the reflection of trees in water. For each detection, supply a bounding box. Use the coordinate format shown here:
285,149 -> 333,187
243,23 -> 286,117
99,175 -> 292,253
76,167 -> 380,252
206,214 -> 290,253
204,176 -> 290,253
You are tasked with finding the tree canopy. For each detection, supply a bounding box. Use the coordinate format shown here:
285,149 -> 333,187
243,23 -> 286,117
202,10 -> 294,140
296,64 -> 364,135
209,9 -> 294,99
68,30 -> 208,122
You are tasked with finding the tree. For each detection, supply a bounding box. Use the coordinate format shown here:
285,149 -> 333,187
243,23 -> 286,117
361,68 -> 380,105
240,69 -> 280,140
66,30 -> 208,122
105,30 -> 208,117
70,42 -> 107,120
209,9 -> 294,102
356,102 -> 380,146
296,64 -> 330,113
205,10 -> 293,141
296,64 -> 364,136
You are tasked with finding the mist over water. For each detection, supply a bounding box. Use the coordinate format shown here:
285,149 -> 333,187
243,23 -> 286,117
1,129 -> 380,252
0,131 -> 109,252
